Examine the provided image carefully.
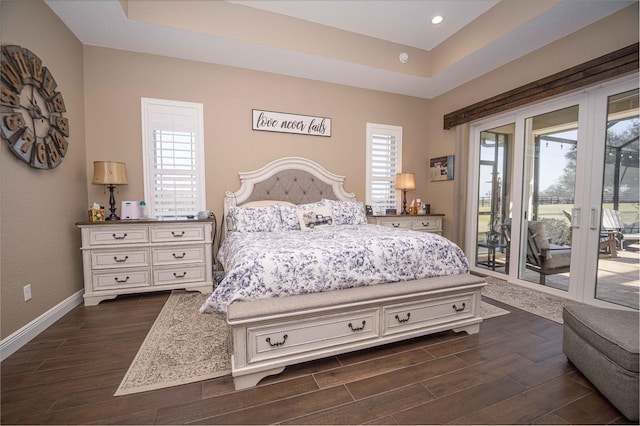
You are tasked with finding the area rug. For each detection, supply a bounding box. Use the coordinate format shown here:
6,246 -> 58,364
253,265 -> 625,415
482,276 -> 575,324
114,291 -> 231,396
115,291 -> 509,396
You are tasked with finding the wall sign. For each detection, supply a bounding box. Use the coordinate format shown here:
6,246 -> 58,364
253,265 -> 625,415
430,155 -> 454,181
252,109 -> 331,137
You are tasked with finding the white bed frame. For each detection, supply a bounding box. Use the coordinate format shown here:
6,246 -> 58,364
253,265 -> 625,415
222,157 -> 485,390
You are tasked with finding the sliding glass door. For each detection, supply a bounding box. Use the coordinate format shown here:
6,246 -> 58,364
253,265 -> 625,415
467,74 -> 638,310
518,106 -> 579,291
593,88 -> 639,309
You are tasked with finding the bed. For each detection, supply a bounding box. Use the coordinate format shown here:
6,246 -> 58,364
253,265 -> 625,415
201,157 -> 485,390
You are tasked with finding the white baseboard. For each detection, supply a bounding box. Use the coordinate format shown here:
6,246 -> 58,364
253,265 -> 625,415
0,290 -> 84,361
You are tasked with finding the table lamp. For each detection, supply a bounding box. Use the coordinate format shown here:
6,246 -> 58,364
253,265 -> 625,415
395,172 -> 415,215
92,161 -> 128,221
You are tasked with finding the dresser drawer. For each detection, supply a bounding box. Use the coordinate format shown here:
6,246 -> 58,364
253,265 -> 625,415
92,268 -> 151,290
89,227 -> 149,246
152,246 -> 205,265
154,264 -> 206,286
382,293 -> 475,336
376,219 -> 411,229
246,308 -> 379,364
91,248 -> 150,269
411,217 -> 441,232
151,225 -> 205,243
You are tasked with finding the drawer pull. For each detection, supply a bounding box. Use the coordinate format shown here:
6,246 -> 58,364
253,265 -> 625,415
112,233 -> 128,240
173,272 -> 187,278
348,320 -> 366,332
113,255 -> 129,263
421,222 -> 430,226
395,313 -> 411,323
452,303 -> 466,312
172,252 -> 186,259
114,276 -> 130,283
392,223 -> 400,228
171,231 -> 185,238
266,334 -> 288,347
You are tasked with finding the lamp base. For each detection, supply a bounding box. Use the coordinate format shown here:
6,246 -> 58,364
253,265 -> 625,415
106,184 -> 120,221
401,188 -> 409,214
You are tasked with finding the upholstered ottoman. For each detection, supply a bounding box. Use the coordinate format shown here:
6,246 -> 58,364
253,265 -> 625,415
563,305 -> 639,421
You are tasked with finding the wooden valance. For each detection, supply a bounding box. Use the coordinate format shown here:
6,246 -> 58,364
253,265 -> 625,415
443,43 -> 639,130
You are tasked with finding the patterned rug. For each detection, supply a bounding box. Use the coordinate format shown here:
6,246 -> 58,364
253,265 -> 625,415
114,291 -> 231,396
115,290 -> 509,396
482,276 -> 576,323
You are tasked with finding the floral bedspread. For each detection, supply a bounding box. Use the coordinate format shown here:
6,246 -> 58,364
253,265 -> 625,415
199,225 -> 469,313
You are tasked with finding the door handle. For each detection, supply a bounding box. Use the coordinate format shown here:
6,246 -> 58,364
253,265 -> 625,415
571,207 -> 581,228
590,208 -> 599,230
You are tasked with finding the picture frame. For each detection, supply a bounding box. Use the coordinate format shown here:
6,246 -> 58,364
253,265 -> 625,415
430,155 -> 454,181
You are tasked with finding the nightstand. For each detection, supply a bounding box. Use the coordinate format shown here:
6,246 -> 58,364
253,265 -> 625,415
367,214 -> 444,235
76,219 -> 214,306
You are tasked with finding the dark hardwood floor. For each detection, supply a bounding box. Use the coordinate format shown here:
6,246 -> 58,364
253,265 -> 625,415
1,291 -> 632,425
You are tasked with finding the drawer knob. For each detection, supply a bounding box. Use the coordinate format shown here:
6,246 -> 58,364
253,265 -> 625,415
112,233 -> 128,240
114,276 -> 130,283
113,255 -> 129,263
348,320 -> 366,332
172,252 -> 186,259
395,313 -> 411,323
266,334 -> 288,347
173,272 -> 187,278
171,231 -> 185,237
452,303 -> 466,312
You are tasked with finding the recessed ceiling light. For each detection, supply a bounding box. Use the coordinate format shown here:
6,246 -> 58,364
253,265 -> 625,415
431,15 -> 444,25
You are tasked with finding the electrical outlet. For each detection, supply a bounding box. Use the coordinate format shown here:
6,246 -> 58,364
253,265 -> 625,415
23,284 -> 32,301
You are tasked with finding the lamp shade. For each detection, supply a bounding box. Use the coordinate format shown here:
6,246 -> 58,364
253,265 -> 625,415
395,172 -> 415,190
92,161 -> 128,185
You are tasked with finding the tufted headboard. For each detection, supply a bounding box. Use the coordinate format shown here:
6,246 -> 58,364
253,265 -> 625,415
223,157 -> 356,229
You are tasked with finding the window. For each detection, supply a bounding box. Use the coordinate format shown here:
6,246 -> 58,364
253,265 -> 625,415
366,123 -> 402,214
141,98 -> 205,219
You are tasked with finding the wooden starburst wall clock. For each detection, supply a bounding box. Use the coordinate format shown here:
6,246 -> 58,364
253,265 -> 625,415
1,45 -> 69,169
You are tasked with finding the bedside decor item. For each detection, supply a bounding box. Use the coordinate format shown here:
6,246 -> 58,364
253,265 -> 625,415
88,203 -> 105,222
395,172 -> 415,214
0,45 -> 69,169
252,109 -> 331,137
121,201 -> 140,220
92,161 -> 128,221
430,155 -> 454,181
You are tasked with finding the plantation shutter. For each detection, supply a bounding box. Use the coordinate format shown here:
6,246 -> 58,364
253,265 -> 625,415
142,99 -> 205,220
366,123 -> 402,214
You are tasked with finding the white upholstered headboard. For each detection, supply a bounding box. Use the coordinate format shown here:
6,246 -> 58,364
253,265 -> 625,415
223,157 -> 356,221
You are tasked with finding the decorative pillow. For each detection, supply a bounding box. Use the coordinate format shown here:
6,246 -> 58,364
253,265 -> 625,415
324,199 -> 368,225
228,204 -> 283,232
296,205 -> 335,231
280,201 -> 327,230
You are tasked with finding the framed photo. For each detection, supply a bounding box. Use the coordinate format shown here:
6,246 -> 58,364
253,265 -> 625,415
430,155 -> 454,181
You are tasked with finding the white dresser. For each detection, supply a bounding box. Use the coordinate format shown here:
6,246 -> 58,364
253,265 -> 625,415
367,214 -> 444,235
77,219 -> 214,306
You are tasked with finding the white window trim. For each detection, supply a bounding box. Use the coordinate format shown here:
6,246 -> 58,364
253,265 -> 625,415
365,123 -> 403,213
141,97 -> 206,219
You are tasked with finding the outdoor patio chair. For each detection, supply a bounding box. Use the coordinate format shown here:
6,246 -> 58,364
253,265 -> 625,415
525,221 -> 571,285
602,208 -> 640,251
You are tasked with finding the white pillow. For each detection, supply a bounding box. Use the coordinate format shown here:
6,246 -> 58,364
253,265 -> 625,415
324,199 -> 368,225
228,204 -> 283,232
296,205 -> 335,231
280,201 -> 327,230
